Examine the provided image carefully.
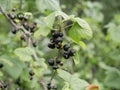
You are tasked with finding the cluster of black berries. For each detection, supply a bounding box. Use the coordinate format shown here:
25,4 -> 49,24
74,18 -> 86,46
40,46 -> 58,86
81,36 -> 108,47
47,83 -> 57,90
0,63 -> 3,68
29,70 -> 35,80
7,8 -> 37,47
0,83 -> 7,89
63,44 -> 75,59
48,58 -> 63,70
48,30 -> 63,49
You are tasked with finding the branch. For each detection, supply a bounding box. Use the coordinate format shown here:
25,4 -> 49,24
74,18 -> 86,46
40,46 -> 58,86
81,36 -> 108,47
0,5 -> 31,36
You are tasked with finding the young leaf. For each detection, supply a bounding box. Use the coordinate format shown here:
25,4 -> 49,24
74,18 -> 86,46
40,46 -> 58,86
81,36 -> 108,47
14,47 -> 33,61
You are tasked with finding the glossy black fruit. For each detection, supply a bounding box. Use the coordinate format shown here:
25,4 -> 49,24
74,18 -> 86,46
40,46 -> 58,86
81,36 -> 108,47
17,13 -> 24,20
54,37 -> 62,44
56,59 -> 61,64
52,65 -> 58,70
52,31 -> 59,38
32,40 -> 37,47
23,16 -> 28,21
63,44 -> 70,51
11,28 -> 17,34
48,59 -> 54,66
47,83 -> 51,90
8,13 -> 16,19
63,52 -> 69,59
20,35 -> 25,41
69,49 -> 75,56
48,43 -> 55,49
22,22 -> 29,30
29,70 -> 35,76
58,32 -> 63,37
0,63 -> 3,68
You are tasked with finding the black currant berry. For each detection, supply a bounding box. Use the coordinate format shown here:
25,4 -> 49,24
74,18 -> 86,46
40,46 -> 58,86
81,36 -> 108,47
51,30 -> 56,34
48,59 -> 54,66
23,16 -> 28,21
63,52 -> 69,59
11,28 -> 17,34
22,22 -> 29,30
47,83 -> 51,90
20,35 -> 25,41
16,87 -> 21,90
29,70 -> 35,76
58,32 -> 63,37
59,62 -> 63,66
12,8 -> 16,12
56,59 -> 61,64
52,31 -> 59,38
56,43 -> 62,49
17,13 -> 24,20
55,37 -> 62,44
69,49 -> 75,56
0,63 -> 3,68
3,83 -> 7,89
52,65 -> 58,70
63,44 -> 70,51
48,43 -> 55,49
32,40 -> 37,47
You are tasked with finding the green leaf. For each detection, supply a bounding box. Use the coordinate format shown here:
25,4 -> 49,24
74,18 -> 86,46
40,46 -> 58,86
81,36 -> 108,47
36,0 -> 61,12
74,17 -> 92,39
14,47 -> 33,61
62,82 -> 71,90
73,51 -> 80,65
44,11 -> 69,28
57,69 -> 71,82
70,74 -> 89,90
57,69 -> 89,90
104,69 -> 120,89
0,55 -> 25,79
34,25 -> 50,38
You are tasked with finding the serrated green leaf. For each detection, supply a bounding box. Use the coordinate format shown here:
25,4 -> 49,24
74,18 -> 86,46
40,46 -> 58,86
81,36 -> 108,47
74,18 -> 92,39
36,0 -> 61,12
104,69 -> 120,89
57,69 -> 71,82
70,74 -> 89,90
14,47 -> 33,61
0,55 -> 25,79
57,69 -> 89,90
44,11 -> 69,28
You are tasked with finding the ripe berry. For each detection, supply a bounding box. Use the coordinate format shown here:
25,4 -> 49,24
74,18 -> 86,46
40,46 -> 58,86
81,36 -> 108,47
32,40 -> 37,47
59,62 -> 63,66
12,8 -> 16,12
48,43 -> 55,49
7,13 -> 16,19
63,44 -> 70,51
17,13 -> 24,20
52,31 -> 59,38
56,59 -> 61,64
63,52 -> 69,59
22,22 -> 29,30
23,16 -> 28,21
52,65 -> 58,70
69,49 -> 75,56
47,83 -> 51,90
54,37 -> 62,44
20,35 -> 25,41
56,43 -> 62,49
11,28 -> 17,34
48,59 -> 54,66
58,32 -> 63,37
29,70 -> 35,76
3,83 -> 7,89
0,63 -> 3,68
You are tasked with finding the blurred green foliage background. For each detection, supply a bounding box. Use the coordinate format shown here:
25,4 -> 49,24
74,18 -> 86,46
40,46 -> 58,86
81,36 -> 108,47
0,0 -> 120,90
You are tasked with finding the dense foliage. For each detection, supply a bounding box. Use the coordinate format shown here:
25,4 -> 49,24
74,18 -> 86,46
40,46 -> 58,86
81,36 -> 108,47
0,0 -> 120,90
